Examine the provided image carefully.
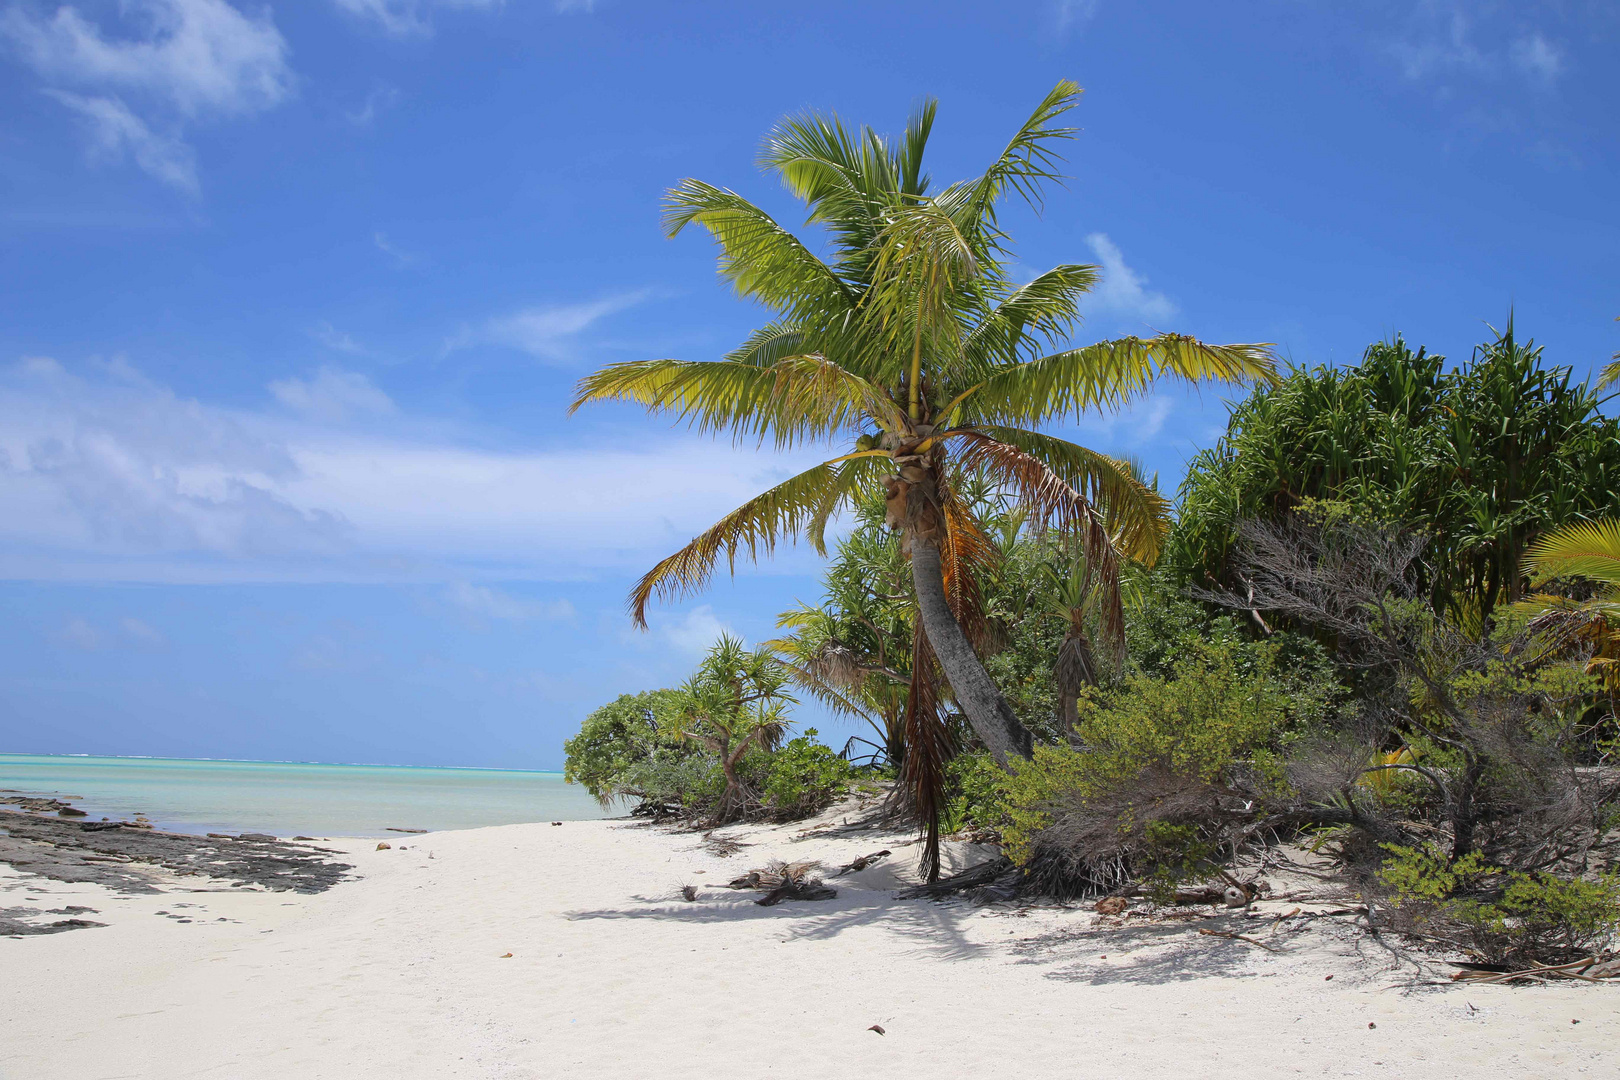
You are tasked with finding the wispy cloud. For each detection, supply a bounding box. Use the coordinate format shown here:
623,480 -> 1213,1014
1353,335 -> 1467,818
44,90 -> 198,193
445,581 -> 574,622
1,0 -> 293,192
1386,3 -> 1567,89
345,82 -> 400,126
655,604 -> 730,656
50,614 -> 168,650
312,322 -> 366,355
269,368 -> 394,423
333,0 -> 502,37
1081,233 -> 1176,326
373,231 -> 418,266
0,356 -> 824,584
1051,0 -> 1098,38
1510,32 -> 1563,84
447,293 -> 649,364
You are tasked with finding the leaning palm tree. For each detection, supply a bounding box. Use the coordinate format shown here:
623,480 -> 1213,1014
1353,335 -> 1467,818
572,83 -> 1277,862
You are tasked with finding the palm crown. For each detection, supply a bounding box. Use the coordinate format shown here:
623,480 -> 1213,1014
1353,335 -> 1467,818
572,81 -> 1277,803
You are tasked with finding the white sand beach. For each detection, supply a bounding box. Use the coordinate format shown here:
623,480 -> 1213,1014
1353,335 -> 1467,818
3,807 -> 1615,1079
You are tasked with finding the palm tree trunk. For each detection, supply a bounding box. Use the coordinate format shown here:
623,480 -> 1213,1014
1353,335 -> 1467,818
910,536 -> 1033,765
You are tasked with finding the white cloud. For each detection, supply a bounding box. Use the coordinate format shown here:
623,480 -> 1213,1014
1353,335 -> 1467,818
373,231 -> 418,266
445,582 -> 574,621
1052,0 -> 1097,37
1386,4 -> 1567,89
0,357 -> 348,563
345,82 -> 399,125
312,322 -> 366,355
269,368 -> 394,422
2,0 -> 292,192
54,616 -> 102,649
0,356 -> 826,584
120,616 -> 167,646
1510,32 -> 1563,84
45,90 -> 198,193
1081,233 -> 1177,326
448,293 -> 649,364
333,0 -> 501,37
657,605 -> 730,656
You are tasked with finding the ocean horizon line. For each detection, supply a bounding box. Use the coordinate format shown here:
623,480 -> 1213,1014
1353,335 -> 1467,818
0,751 -> 566,776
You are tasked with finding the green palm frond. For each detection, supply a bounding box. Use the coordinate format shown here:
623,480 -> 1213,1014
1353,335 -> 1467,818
569,355 -> 905,449
1598,357 -> 1620,392
626,458 -> 858,626
962,264 -> 1100,369
1523,518 -> 1620,589
661,180 -> 857,318
949,333 -> 1279,425
935,80 -> 1081,248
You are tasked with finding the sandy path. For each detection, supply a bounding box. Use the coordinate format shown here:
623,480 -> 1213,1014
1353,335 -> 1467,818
2,815 -> 1615,1079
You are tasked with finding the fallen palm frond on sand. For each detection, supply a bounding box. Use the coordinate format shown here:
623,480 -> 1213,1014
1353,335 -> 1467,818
725,860 -> 838,906
1450,956 -> 1620,985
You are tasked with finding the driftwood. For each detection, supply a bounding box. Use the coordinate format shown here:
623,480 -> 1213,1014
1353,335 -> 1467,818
757,879 -> 838,906
832,850 -> 892,877
1198,927 -> 1280,952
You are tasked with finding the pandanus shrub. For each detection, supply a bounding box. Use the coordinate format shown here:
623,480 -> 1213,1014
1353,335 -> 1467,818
572,82 -> 1276,876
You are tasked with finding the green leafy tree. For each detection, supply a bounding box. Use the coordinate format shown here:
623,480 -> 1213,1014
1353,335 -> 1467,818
563,689 -> 683,805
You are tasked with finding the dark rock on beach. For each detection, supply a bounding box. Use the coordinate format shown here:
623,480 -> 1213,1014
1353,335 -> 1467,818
0,809 -> 353,896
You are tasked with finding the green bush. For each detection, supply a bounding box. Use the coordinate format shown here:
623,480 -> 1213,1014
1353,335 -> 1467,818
562,690 -> 683,804
998,637 -> 1334,893
1376,842 -> 1620,966
760,730 -> 856,821
940,750 -> 1008,836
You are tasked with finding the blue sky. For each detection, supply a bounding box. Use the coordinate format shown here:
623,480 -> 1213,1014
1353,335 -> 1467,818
0,0 -> 1615,769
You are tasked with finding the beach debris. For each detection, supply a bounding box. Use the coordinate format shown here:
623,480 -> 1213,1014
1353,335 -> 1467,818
375,842 -> 391,851
1094,896 -> 1128,916
702,832 -> 749,858
681,884 -> 699,901
385,828 -> 427,834
1198,928 -> 1280,953
727,860 -> 820,890
499,952 -> 513,958
868,1025 -> 886,1035
551,821 -> 563,826
832,850 -> 892,877
1449,957 -> 1620,985
897,856 -> 1021,903
727,860 -> 838,905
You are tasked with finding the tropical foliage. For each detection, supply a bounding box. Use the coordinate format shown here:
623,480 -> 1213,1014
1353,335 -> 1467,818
573,82 -> 1274,876
1516,518 -> 1620,690
1170,327 -> 1620,628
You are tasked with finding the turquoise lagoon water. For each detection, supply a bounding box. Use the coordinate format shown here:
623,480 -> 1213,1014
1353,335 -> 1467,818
0,754 -> 609,838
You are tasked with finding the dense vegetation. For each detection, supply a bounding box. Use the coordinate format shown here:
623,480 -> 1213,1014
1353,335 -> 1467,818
561,83 -> 1620,970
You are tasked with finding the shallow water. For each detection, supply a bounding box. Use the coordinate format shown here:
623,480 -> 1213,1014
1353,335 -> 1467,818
0,754 -> 609,837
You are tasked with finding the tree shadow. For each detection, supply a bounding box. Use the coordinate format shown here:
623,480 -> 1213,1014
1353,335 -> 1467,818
567,885 -> 992,961
1008,914 -> 1301,985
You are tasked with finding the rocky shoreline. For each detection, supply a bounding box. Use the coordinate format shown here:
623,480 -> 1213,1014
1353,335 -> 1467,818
0,798 -> 353,900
